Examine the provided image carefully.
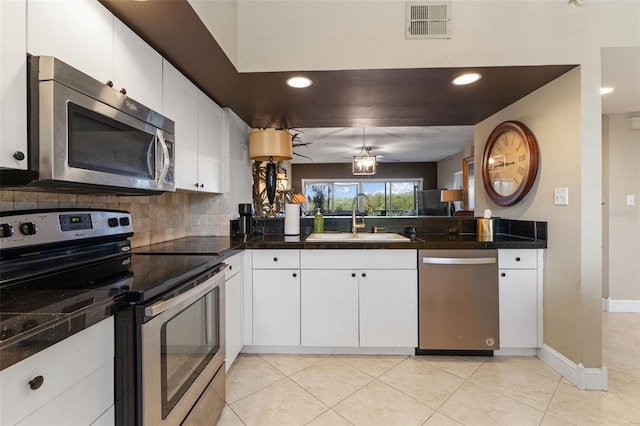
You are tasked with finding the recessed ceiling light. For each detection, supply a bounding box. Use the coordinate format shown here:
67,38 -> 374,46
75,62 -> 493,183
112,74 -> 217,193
286,76 -> 312,88
452,73 -> 482,86
600,87 -> 614,95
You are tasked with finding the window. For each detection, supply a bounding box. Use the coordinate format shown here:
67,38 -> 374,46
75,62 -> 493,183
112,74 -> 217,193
302,178 -> 423,216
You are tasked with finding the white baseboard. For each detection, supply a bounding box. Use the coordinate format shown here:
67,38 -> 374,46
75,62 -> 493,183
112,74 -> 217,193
602,297 -> 640,312
537,344 -> 608,391
494,348 -> 537,356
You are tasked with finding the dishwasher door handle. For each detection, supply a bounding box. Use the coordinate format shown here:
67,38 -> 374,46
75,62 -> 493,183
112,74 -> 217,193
422,257 -> 497,265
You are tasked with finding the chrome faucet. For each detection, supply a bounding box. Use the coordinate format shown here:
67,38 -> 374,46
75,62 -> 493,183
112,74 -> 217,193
352,193 -> 372,234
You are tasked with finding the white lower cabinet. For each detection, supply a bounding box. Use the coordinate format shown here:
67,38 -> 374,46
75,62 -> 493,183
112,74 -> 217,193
0,317 -> 114,426
359,269 -> 417,347
301,270 -> 359,347
253,269 -> 300,346
498,249 -> 544,350
299,249 -> 418,349
225,253 -> 244,371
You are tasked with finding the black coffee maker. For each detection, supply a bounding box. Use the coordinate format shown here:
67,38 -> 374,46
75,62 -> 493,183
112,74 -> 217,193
238,203 -> 253,237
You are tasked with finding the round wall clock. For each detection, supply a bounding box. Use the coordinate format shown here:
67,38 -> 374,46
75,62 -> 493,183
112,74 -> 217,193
481,121 -> 540,206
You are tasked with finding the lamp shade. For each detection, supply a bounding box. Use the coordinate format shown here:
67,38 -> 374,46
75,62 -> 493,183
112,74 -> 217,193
249,128 -> 293,161
440,189 -> 463,202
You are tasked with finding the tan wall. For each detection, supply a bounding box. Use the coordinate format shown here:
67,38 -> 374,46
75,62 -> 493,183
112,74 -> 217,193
474,68 -> 591,366
0,190 -> 231,248
604,114 -> 640,300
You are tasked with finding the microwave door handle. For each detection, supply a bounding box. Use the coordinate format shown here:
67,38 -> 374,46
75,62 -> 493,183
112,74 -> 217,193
157,129 -> 170,183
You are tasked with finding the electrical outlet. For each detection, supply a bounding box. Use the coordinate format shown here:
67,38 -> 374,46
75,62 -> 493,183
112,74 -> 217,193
627,195 -> 635,206
554,188 -> 569,206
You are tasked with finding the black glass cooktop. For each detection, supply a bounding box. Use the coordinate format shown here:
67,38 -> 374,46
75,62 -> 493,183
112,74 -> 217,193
132,236 -> 231,255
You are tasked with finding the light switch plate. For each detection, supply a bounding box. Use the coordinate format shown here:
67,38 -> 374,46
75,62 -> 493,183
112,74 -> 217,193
554,187 -> 569,205
627,195 -> 635,206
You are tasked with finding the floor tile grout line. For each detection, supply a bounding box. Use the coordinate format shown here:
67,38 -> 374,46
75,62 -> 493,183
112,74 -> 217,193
536,376 -> 577,426
485,357 -> 564,382
226,375 -> 290,406
457,377 -> 548,417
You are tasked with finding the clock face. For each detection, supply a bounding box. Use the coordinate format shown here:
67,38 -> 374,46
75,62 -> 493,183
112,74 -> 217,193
482,121 -> 539,206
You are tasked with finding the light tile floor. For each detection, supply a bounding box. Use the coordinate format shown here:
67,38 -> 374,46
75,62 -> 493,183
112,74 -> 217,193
219,312 -> 640,426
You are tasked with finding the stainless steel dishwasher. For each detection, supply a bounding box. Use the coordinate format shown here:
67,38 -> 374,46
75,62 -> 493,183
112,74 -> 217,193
418,249 -> 499,354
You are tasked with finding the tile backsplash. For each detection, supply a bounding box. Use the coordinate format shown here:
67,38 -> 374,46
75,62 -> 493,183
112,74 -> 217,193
0,190 -> 231,248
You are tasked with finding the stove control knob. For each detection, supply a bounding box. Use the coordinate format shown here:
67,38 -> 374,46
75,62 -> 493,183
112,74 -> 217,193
19,222 -> 37,236
0,223 -> 14,238
119,217 -> 130,226
108,218 -> 119,228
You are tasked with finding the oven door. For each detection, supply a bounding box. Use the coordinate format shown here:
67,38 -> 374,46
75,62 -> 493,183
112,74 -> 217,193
139,268 -> 225,426
38,79 -> 174,192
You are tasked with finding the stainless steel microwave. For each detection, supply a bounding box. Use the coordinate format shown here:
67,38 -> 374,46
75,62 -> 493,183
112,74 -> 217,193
3,55 -> 175,194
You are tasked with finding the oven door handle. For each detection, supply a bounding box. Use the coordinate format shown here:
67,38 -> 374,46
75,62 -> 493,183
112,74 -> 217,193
144,264 -> 227,318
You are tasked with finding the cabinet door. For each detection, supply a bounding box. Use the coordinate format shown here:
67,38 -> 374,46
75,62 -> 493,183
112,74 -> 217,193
1,0 -> 27,170
225,270 -> 243,371
499,269 -> 538,348
27,0 -> 114,84
113,18 -> 163,112
301,270 -> 359,347
163,60 -> 199,191
359,269 -> 418,347
225,108 -> 252,208
252,269 -> 300,346
197,92 -> 224,193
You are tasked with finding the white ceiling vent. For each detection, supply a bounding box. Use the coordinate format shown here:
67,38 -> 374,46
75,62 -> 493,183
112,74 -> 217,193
406,2 -> 451,39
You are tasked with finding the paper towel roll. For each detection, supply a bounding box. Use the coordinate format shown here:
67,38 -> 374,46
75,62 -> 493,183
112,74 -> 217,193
284,204 -> 300,235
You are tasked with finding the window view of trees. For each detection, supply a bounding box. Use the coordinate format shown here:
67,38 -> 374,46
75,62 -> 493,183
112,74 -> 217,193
302,179 -> 422,216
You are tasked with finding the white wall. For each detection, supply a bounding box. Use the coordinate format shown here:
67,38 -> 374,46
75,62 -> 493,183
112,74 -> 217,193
237,1 -> 639,72
189,0 -> 239,67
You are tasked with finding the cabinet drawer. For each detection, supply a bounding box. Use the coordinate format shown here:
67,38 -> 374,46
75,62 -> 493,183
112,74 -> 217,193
17,360 -> 114,426
0,317 -> 114,426
225,253 -> 242,278
301,249 -> 416,270
252,250 -> 300,269
498,249 -> 537,269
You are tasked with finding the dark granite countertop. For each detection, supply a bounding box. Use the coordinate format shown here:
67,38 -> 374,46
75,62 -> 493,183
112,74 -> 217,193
0,286 -> 124,370
240,232 -> 546,250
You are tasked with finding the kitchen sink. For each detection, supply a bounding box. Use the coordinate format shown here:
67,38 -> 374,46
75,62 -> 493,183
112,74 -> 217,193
305,232 -> 410,242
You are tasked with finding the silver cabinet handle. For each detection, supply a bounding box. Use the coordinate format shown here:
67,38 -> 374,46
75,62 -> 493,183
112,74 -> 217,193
422,257 -> 497,265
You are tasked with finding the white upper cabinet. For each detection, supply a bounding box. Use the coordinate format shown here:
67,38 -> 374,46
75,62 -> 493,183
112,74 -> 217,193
224,108 -> 252,205
162,60 -> 199,190
27,1 -> 163,112
113,18 -> 163,112
197,92 -> 225,193
1,0 -> 28,170
27,0 -> 114,84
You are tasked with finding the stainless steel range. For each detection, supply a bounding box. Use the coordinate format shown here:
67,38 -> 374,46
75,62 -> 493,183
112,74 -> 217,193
0,209 -> 226,426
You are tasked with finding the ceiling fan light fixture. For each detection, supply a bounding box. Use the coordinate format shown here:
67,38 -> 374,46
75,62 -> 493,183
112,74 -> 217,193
352,128 -> 376,175
452,73 -> 482,86
286,76 -> 312,88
